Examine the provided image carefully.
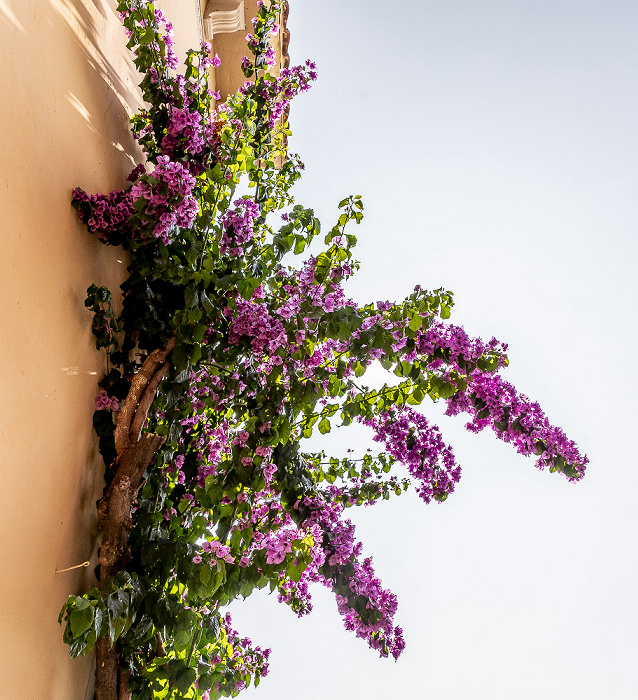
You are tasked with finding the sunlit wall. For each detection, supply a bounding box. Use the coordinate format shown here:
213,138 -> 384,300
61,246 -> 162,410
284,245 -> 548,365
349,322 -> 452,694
0,2 -> 202,698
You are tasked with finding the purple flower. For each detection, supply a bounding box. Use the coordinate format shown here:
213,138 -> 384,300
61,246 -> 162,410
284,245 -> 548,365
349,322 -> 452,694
95,390 -> 119,412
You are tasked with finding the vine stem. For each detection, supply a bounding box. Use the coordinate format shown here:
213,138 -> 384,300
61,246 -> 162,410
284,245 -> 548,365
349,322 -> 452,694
187,617 -> 205,666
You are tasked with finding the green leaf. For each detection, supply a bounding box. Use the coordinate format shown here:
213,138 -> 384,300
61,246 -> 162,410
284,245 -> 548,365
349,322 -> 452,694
93,606 -> 104,638
201,291 -> 215,315
408,313 -> 423,332
287,559 -> 305,583
173,345 -> 189,373
240,579 -> 255,599
139,29 -> 156,45
410,386 -> 424,404
438,381 -> 456,400
293,235 -> 306,255
238,278 -> 260,301
198,673 -> 213,692
200,565 -> 213,588
185,285 -> 199,308
174,627 -> 193,653
337,321 -> 351,342
193,323 -> 207,343
69,636 -> 87,658
69,600 -> 93,637
318,418 -> 331,434
174,667 -> 197,694
302,414 -> 319,439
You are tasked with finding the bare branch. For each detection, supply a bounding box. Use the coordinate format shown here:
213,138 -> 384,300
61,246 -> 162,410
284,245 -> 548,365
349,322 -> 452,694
129,361 -> 170,445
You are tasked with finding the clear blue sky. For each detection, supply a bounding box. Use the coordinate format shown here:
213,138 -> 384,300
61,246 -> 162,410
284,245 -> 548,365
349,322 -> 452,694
231,1 -> 638,697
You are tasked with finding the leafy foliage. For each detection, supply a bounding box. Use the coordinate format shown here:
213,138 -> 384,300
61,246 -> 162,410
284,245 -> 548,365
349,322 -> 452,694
60,2 -> 588,699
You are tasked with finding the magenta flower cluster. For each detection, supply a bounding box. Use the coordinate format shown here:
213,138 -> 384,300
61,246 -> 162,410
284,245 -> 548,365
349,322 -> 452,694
158,72 -> 222,173
129,157 -> 198,244
161,106 -> 206,161
95,390 -> 119,412
72,187 -> 136,243
408,317 -> 587,478
336,557 -> 406,661
73,158 -> 197,247
445,370 -> 588,478
219,198 -> 261,256
295,496 -> 405,659
227,298 -> 287,355
241,60 -> 317,128
362,406 -> 461,504
416,319 -> 508,370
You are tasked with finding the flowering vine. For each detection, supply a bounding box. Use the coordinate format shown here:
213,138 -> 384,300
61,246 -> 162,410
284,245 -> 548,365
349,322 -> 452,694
58,2 -> 588,700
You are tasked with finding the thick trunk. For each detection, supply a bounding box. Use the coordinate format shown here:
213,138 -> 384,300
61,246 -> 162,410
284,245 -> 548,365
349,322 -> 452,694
96,637 -> 119,700
94,340 -> 174,700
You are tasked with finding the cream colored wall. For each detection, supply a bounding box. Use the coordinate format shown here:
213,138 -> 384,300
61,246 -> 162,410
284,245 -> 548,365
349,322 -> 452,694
0,1 -> 201,699
160,0 -> 204,60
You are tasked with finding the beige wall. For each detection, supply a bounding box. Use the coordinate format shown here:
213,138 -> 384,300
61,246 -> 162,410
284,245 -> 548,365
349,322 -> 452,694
0,1 -> 201,698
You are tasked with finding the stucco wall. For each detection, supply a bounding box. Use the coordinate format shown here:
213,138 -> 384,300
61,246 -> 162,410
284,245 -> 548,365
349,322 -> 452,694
0,2 -> 201,698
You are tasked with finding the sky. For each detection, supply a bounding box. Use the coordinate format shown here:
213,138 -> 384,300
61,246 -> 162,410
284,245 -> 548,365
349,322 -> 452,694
228,1 -> 638,698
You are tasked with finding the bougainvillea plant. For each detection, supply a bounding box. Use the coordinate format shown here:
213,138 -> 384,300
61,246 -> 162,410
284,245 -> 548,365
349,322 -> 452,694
58,2 -> 588,699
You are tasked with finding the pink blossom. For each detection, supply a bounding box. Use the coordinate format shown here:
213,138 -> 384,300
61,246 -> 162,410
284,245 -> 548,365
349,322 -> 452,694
95,390 -> 119,411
